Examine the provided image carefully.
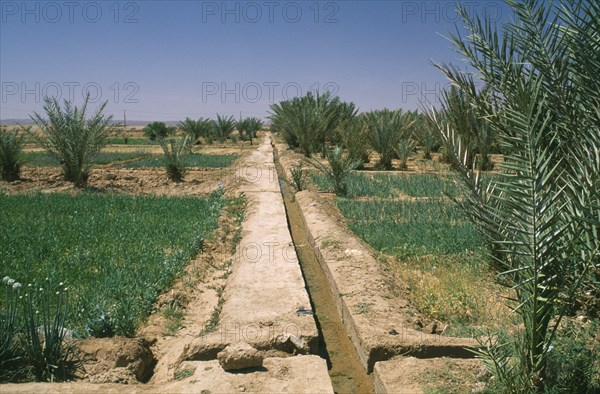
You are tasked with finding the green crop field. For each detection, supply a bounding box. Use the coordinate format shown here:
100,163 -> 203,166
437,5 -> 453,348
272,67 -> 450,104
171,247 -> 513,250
311,172 -> 460,198
336,198 -> 484,257
122,154 -> 239,169
0,191 -> 226,337
21,151 -> 152,167
313,171 -> 499,334
107,137 -> 158,145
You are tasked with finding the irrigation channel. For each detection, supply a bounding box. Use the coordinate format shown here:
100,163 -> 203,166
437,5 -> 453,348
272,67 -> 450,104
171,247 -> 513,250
273,145 -> 373,394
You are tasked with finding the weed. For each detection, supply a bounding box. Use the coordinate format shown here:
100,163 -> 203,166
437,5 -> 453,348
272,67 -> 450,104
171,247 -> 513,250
174,368 -> 195,380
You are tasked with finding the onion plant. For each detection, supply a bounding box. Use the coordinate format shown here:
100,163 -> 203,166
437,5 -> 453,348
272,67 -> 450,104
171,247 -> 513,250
427,0 -> 600,391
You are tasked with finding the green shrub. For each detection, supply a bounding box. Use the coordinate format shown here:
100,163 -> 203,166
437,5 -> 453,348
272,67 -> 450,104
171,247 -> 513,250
269,92 -> 356,156
364,109 -> 413,170
289,162 -> 308,192
0,126 -> 26,181
30,95 -> 115,187
214,114 -> 236,143
143,121 -> 175,141
308,146 -> 360,196
545,320 -> 600,394
157,136 -> 190,182
178,118 -> 213,150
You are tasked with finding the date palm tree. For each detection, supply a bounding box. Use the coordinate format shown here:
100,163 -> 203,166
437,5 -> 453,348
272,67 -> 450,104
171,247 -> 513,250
427,0 -> 599,391
364,109 -> 413,170
214,114 -> 236,143
30,95 -> 115,187
178,117 -> 213,151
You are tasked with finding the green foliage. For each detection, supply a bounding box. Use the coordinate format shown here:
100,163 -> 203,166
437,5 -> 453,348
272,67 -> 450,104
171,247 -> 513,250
428,0 -> 600,391
269,91 -> 356,156
289,162 -> 308,192
21,281 -> 75,382
0,126 -> 26,181
544,320 -> 600,394
1,277 -> 19,374
339,116 -> 371,169
21,151 -> 151,167
214,114 -> 236,143
237,117 -> 263,145
123,154 -> 238,169
436,86 -> 495,171
308,146 -> 360,196
157,136 -> 190,182
394,135 -> 417,171
143,121 -> 175,141
0,192 -> 225,337
364,109 -> 413,170
336,198 -> 483,256
30,95 -> 115,187
311,171 -> 459,198
412,112 -> 440,159
178,118 -> 213,150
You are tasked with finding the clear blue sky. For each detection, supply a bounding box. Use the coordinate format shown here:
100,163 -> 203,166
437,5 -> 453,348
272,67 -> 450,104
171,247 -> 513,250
0,0 -> 511,122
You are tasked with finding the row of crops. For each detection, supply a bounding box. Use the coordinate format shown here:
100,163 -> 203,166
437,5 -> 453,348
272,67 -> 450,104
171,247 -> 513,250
20,151 -> 238,169
0,191 -> 226,338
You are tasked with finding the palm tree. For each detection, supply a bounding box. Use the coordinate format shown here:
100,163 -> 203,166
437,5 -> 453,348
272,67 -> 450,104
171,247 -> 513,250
244,117 -> 263,145
178,117 -> 213,150
308,146 -> 360,196
364,109 -> 413,170
214,114 -> 236,143
427,1 -> 599,391
30,95 -> 115,187
269,92 -> 355,156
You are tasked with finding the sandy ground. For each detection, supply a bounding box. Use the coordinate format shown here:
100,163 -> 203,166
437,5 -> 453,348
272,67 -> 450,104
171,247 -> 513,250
373,357 -> 486,394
